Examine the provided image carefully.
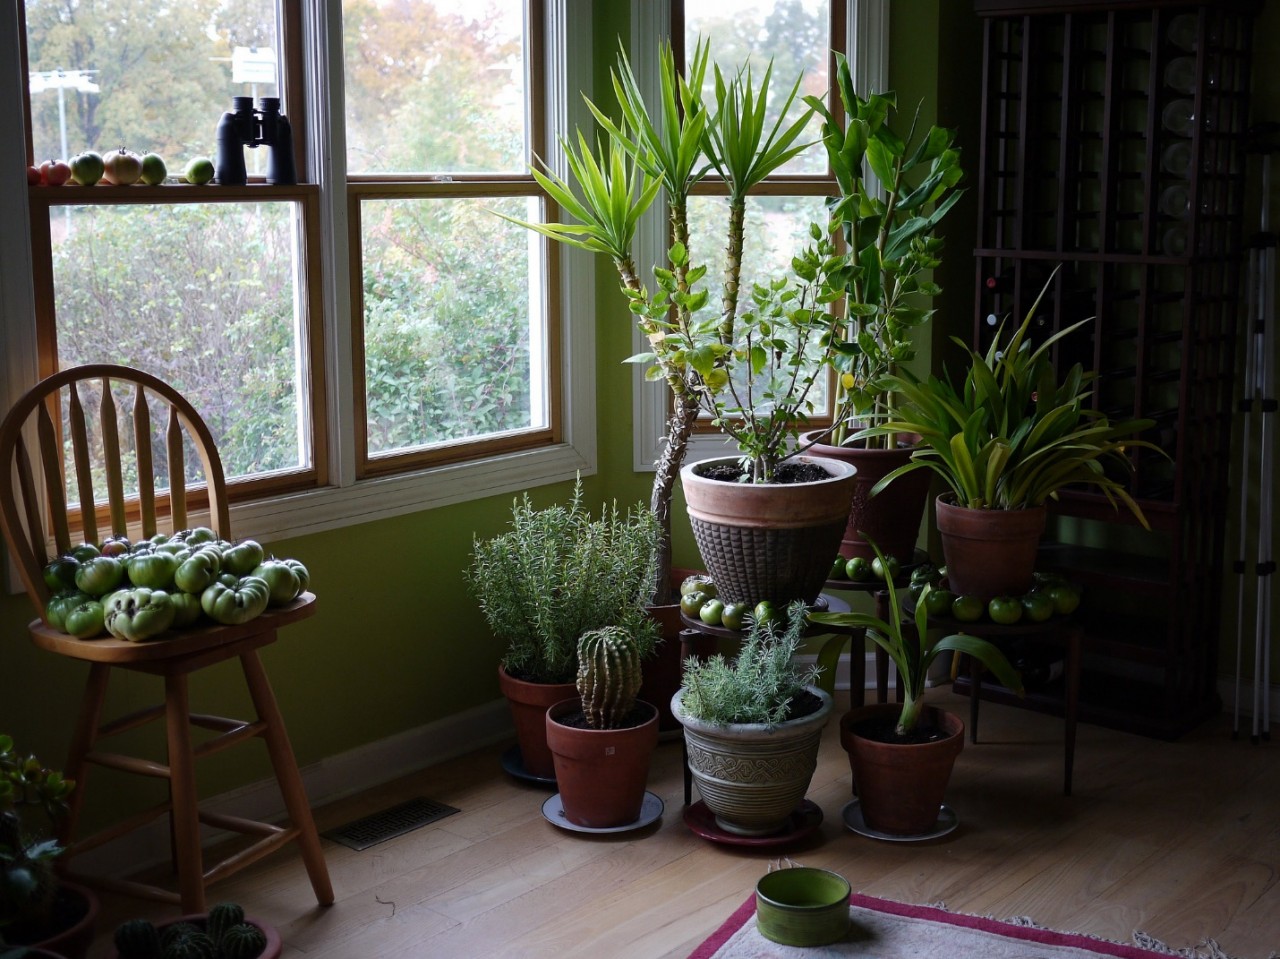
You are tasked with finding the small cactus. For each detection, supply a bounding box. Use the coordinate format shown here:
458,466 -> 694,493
161,929 -> 217,959
576,626 -> 643,729
113,918 -> 162,959
206,900 -> 245,946
219,921 -> 269,959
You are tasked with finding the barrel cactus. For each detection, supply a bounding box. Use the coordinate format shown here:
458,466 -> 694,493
205,900 -> 245,947
112,917 -> 162,959
576,626 -> 643,729
219,921 -> 269,959
160,929 -> 217,959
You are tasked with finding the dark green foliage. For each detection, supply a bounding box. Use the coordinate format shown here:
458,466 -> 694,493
113,918 -> 162,959
160,929 -> 217,959
204,902 -> 244,948
159,923 -> 201,950
218,922 -> 268,959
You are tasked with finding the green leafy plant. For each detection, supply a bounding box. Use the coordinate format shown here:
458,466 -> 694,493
679,602 -> 821,725
805,53 -> 964,449
856,276 -> 1163,520
810,541 -> 1024,735
576,626 -> 643,730
0,735 -> 75,946
469,480 -> 661,685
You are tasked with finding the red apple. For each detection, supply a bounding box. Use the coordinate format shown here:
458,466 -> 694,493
102,147 -> 143,186
40,159 -> 72,186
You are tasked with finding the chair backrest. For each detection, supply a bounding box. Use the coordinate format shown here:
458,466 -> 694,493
0,364 -> 230,616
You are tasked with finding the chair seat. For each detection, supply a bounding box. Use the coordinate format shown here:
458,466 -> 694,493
27,592 -> 317,663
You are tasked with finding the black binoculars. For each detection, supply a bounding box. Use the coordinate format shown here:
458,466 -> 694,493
214,96 -> 297,186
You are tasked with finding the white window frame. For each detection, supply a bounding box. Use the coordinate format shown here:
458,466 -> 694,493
629,0 -> 890,471
0,0 -> 597,550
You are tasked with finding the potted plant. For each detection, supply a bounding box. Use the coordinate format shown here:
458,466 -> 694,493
671,603 -> 833,837
545,626 -> 659,829
856,280 -> 1163,600
469,481 -> 661,780
0,736 -> 96,959
809,542 -> 1024,836
800,53 -> 965,565
107,901 -> 280,959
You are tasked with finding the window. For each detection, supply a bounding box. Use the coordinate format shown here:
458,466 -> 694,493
4,1 -> 595,539
630,0 -> 888,468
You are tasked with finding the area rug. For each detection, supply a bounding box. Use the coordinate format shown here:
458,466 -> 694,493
688,892 -> 1248,959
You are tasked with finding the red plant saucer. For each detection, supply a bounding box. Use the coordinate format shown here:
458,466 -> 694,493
683,799 -> 823,847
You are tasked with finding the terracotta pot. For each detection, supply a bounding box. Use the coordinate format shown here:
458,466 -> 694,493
841,702 -> 964,836
680,456 -> 858,606
497,665 -> 576,779
104,913 -> 282,959
934,493 -> 1046,602
803,432 -> 932,564
672,685 -> 833,837
546,698 -> 659,828
20,881 -> 98,959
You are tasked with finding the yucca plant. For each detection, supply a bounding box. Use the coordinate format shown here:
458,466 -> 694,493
855,277 -> 1164,521
810,541 -> 1024,735
499,39 -> 842,589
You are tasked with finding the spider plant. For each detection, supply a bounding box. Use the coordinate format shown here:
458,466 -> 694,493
855,276 -> 1164,522
809,542 -> 1024,736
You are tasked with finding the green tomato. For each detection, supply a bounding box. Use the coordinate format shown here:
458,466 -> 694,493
200,575 -> 270,626
42,556 -> 80,592
280,558 -> 309,594
69,543 -> 100,562
679,590 -> 709,618
753,601 -> 778,628
698,598 -> 725,627
251,560 -> 302,606
872,555 -> 901,582
125,551 -> 180,590
104,588 -> 176,641
174,549 -> 222,594
951,594 -> 986,623
830,556 -> 849,580
923,588 -> 956,619
987,595 -> 1024,626
1046,584 -> 1081,616
1021,591 -> 1056,623
45,589 -> 92,631
99,536 -> 131,558
720,601 -> 748,631
845,556 -> 873,582
168,591 -> 203,628
74,556 -> 125,597
64,600 -> 105,639
910,563 -> 937,587
183,526 -> 218,546
680,575 -> 715,599
223,539 -> 265,576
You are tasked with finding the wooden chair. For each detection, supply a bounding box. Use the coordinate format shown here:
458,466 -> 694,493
0,364 -> 333,912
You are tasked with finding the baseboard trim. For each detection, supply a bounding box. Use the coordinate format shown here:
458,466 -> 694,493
75,697 -> 513,879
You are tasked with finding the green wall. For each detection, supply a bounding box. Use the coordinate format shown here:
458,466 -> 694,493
2,1 -> 1275,822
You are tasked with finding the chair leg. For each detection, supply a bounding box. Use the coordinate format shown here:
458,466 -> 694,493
60,663 -> 111,850
239,649 -> 334,907
164,671 -> 206,913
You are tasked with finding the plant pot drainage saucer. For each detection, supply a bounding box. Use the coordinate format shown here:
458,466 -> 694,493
500,745 -> 557,787
842,798 -> 958,842
541,791 -> 664,833
683,799 -> 823,847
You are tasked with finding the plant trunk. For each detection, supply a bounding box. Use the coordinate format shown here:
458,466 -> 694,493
649,389 -> 700,604
719,196 -> 747,339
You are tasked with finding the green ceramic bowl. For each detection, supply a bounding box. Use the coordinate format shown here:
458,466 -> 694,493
755,867 -> 851,946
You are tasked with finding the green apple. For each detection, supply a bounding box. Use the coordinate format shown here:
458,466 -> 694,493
139,152 -> 167,185
183,156 -> 215,185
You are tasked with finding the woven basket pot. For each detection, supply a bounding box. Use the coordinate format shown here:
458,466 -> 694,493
680,456 -> 858,607
672,685 -> 833,837
802,431 -> 932,565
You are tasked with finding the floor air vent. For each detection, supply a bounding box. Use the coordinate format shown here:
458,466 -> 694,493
323,797 -> 460,851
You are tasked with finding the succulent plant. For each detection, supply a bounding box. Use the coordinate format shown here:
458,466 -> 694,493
113,917 -> 162,959
218,921 -> 268,959
576,626 -> 643,730
161,928 -> 218,959
205,901 -> 244,948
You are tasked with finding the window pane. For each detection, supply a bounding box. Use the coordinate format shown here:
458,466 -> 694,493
685,0 -> 830,175
342,1 -> 528,175
360,195 -> 548,456
25,1 -> 279,166
50,203 -> 309,481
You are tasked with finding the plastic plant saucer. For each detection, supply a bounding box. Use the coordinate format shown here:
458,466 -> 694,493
842,798 -> 958,842
541,791 -> 664,834
683,799 -> 823,847
500,745 -> 557,787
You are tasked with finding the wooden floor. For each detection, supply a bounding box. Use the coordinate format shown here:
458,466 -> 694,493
85,690 -> 1280,958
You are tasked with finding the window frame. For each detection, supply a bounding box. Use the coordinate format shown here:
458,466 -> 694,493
0,0 -> 598,549
630,0 -> 890,471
